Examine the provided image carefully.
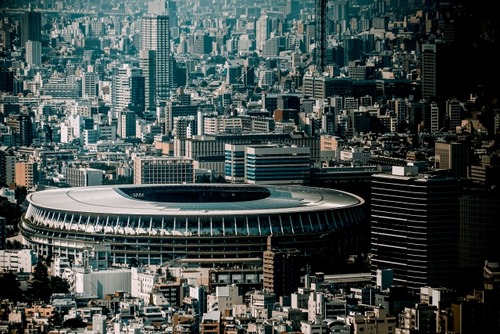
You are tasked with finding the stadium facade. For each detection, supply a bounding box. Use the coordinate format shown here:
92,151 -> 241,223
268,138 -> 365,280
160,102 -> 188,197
20,184 -> 366,266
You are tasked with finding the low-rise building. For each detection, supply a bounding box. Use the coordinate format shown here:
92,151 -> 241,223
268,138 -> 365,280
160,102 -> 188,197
0,249 -> 36,273
345,305 -> 396,334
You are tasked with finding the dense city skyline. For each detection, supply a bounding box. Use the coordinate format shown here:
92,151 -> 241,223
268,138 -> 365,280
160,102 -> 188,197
0,0 -> 499,333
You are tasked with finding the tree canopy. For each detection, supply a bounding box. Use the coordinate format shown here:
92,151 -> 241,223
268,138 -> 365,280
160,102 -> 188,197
28,260 -> 51,302
0,195 -> 23,235
0,271 -> 22,302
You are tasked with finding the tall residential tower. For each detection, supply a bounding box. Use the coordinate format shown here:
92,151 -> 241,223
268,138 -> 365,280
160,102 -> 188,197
140,0 -> 172,111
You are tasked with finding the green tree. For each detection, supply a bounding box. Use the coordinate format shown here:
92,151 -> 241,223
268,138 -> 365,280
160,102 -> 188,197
49,276 -> 70,294
62,318 -> 86,328
0,196 -> 23,235
0,271 -> 23,302
28,260 -> 51,302
5,240 -> 23,249
214,175 -> 227,183
129,258 -> 139,268
103,175 -> 133,185
49,309 -> 63,328
14,186 -> 27,206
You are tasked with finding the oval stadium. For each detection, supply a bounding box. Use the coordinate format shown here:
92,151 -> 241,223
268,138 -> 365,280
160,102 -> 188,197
20,184 -> 366,266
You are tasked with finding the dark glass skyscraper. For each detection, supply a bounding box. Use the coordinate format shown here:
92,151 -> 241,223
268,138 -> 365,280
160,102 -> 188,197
7,114 -> 33,147
371,167 -> 460,291
459,187 -> 500,278
21,9 -> 42,47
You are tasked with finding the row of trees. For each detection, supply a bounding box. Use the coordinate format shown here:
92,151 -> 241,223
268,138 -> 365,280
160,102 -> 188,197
0,260 -> 69,303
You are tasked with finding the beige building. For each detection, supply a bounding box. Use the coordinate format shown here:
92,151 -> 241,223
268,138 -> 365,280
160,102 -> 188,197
320,135 -> 344,152
207,286 -> 242,315
15,161 -> 38,189
320,135 -> 344,163
434,141 -> 469,178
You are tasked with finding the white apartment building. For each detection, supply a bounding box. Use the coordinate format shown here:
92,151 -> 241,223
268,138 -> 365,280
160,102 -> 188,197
26,40 -> 42,67
74,268 -> 131,299
131,267 -> 162,302
0,249 -> 37,273
52,256 -> 71,277
63,167 -> 104,187
133,155 -> 194,185
203,116 -> 243,135
339,147 -> 371,165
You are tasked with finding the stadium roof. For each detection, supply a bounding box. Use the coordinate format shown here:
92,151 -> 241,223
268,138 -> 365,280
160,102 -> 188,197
27,184 -> 363,216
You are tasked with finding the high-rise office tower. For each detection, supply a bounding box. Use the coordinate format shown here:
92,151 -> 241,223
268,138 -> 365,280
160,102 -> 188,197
263,236 -> 302,298
421,42 -> 457,101
372,16 -> 389,30
82,72 -> 98,97
371,166 -> 460,291
7,114 -> 33,147
0,147 -> 16,187
434,141 -> 469,179
0,24 -> 12,51
112,65 -> 131,114
141,0 -> 172,105
343,36 -> 362,66
332,0 -> 350,22
460,187 -> 500,258
168,0 -> 178,28
189,32 -> 212,56
256,15 -> 271,53
111,64 -> 144,115
139,49 -> 156,112
129,74 -> 145,114
118,110 -> 137,139
459,187 -> 500,283
21,9 -> 41,47
286,0 -> 300,21
421,43 -> 437,101
0,68 -> 14,93
25,40 -> 41,67
321,110 -> 337,135
245,144 -> 310,185
446,98 -> 462,131
393,98 -> 407,128
408,101 -> 423,134
430,102 -> 440,133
